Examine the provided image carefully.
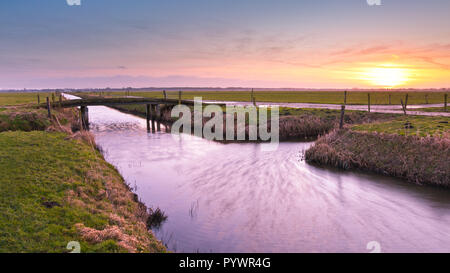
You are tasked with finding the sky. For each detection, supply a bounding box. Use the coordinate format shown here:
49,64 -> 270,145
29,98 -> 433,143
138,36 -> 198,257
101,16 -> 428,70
1,0 -> 450,89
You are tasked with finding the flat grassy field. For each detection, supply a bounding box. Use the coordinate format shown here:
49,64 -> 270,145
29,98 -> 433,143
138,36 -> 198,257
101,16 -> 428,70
75,90 -> 449,105
0,92 -> 51,106
352,115 -> 450,137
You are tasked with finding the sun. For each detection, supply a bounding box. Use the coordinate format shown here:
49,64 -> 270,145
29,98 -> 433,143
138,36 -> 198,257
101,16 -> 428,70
361,65 -> 410,87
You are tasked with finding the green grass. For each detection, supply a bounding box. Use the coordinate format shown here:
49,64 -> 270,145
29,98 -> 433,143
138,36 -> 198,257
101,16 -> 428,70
0,99 -> 166,253
74,90 -> 448,105
0,92 -> 52,106
0,107 -> 51,132
278,107 -> 397,119
0,131 -> 117,252
0,130 -> 165,253
352,115 -> 450,137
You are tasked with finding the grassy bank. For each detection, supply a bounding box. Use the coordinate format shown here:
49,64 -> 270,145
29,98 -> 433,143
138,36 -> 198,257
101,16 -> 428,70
72,90 -> 448,105
0,106 -> 166,253
0,92 -> 51,106
305,128 -> 449,187
0,107 -> 51,132
352,115 -> 450,137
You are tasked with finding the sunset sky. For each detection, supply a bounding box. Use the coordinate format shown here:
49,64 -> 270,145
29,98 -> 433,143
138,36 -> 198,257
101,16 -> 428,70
1,0 -> 450,89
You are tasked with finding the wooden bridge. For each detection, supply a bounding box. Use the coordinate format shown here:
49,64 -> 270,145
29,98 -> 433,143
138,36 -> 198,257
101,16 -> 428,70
56,97 -> 198,108
41,96 -> 224,132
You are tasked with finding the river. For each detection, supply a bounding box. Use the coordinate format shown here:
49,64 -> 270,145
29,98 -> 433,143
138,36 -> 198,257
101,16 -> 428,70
64,94 -> 450,253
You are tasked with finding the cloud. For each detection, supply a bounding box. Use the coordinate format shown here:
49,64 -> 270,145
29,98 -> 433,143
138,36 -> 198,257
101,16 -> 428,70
0,75 -> 291,89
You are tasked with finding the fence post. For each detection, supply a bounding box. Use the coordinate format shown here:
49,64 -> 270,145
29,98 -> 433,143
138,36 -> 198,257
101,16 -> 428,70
367,93 -> 371,112
339,105 -> 346,129
445,93 -> 448,112
52,93 -> 55,103
156,104 -> 161,131
400,99 -> 407,115
46,97 -> 51,118
37,94 -> 40,104
80,106 -> 89,130
151,104 -> 156,132
178,91 -> 182,104
404,94 -> 409,112
344,90 -> 347,105
251,88 -> 255,104
163,90 -> 167,100
146,104 -> 150,131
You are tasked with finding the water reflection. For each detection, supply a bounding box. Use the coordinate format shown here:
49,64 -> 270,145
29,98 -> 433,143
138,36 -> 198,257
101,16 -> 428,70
80,103 -> 450,253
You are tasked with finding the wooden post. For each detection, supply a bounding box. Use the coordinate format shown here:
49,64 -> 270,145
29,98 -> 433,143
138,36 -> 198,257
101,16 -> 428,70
404,94 -> 409,112
59,94 -> 62,108
367,93 -> 371,112
251,88 -> 254,103
156,104 -> 161,131
400,99 -> 407,115
343,91 -> 347,105
146,104 -> 150,131
52,93 -> 55,103
178,91 -> 182,104
445,93 -> 448,112
80,106 -> 85,130
46,97 -> 51,118
151,104 -> 156,132
80,106 -> 89,130
84,107 -> 89,129
37,94 -> 40,104
163,90 -> 167,100
339,105 -> 346,129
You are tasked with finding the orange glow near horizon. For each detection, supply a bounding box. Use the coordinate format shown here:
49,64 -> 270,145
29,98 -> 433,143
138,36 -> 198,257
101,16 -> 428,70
360,65 -> 411,88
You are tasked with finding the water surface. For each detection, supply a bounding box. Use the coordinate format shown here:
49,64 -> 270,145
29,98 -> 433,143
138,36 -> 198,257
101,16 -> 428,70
65,95 -> 450,253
